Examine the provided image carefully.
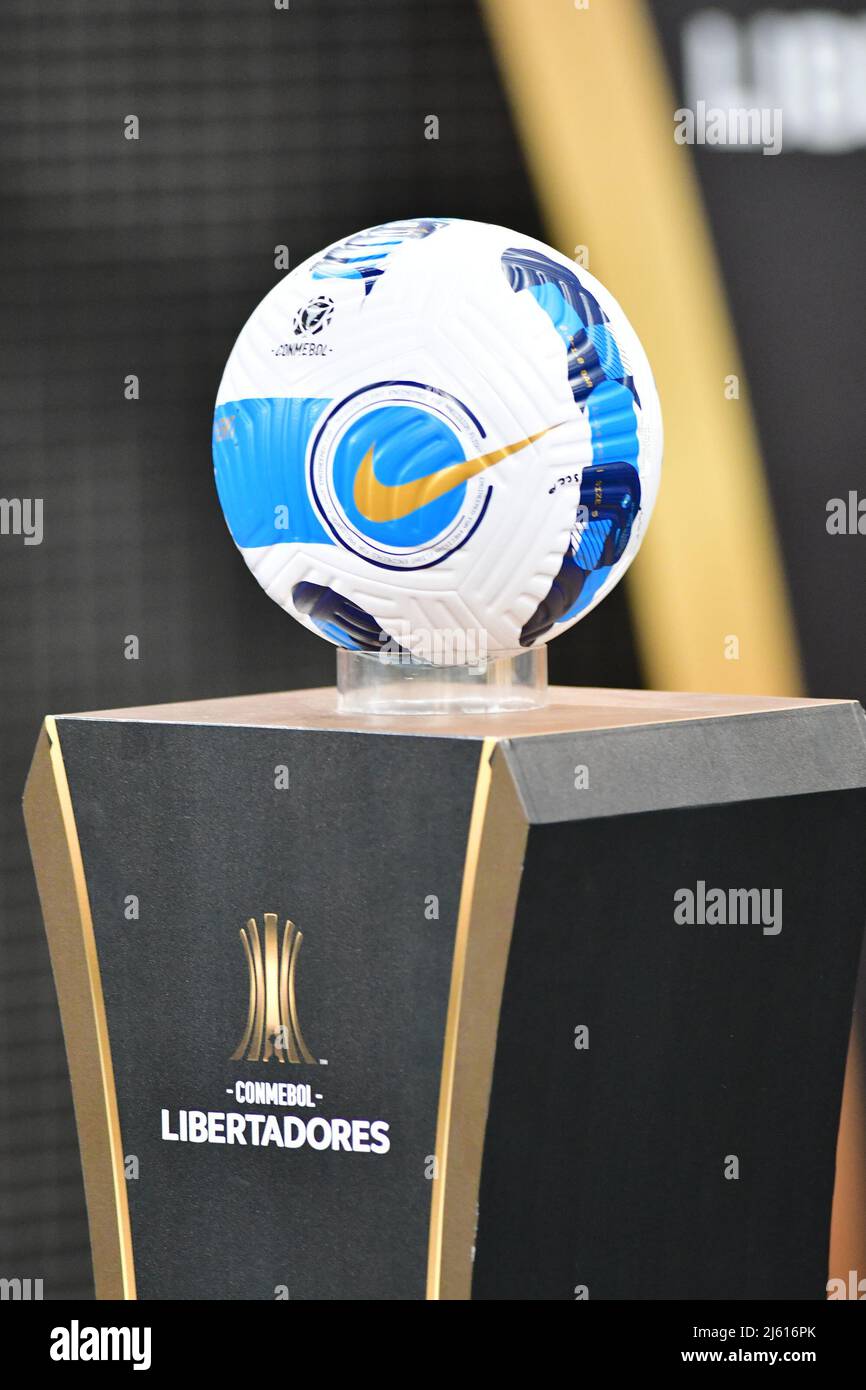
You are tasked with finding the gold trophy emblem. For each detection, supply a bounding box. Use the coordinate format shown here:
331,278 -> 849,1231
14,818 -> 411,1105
231,913 -> 316,1064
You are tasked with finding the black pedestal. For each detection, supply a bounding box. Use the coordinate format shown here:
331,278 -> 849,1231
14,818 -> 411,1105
24,687 -> 866,1300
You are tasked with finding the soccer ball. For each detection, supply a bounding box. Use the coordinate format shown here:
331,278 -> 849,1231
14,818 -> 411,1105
213,218 -> 662,665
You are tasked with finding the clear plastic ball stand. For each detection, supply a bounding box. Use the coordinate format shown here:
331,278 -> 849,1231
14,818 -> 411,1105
336,646 -> 548,716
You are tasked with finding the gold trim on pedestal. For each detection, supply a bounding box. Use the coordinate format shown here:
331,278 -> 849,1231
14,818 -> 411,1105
23,718 -> 136,1300
426,739 -> 528,1299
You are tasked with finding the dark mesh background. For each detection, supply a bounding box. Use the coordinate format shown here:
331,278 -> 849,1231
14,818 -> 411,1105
0,0 -> 638,1298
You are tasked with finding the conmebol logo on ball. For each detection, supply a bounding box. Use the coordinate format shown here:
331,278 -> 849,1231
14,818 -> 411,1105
212,218 -> 662,664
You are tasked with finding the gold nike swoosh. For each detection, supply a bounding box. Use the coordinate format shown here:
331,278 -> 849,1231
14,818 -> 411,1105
353,426 -> 556,523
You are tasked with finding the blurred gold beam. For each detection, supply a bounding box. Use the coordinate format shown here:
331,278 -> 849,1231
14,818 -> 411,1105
481,0 -> 801,695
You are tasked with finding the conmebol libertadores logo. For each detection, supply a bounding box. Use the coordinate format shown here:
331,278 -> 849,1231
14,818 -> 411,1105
231,913 -> 317,1065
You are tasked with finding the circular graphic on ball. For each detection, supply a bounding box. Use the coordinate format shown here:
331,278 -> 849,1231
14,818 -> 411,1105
212,217 -> 663,662
308,382 -> 492,569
